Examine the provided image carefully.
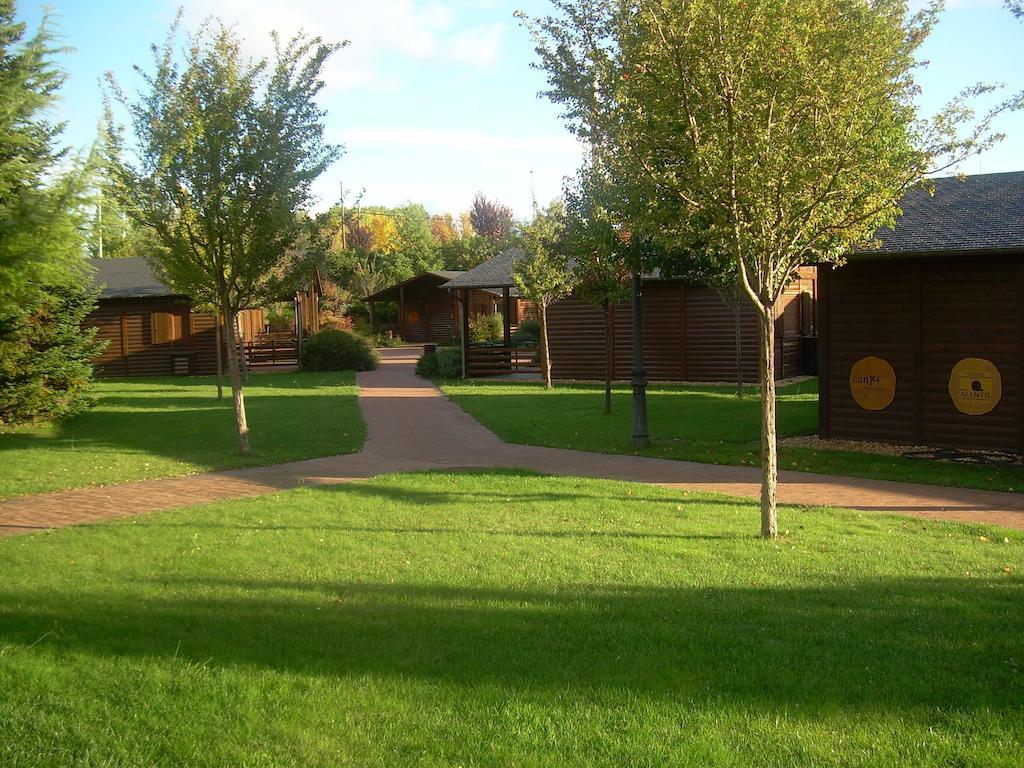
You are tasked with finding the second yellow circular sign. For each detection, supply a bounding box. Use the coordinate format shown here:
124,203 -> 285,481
948,358 -> 1001,416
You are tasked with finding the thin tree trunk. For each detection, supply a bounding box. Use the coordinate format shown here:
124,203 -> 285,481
539,304 -> 552,389
214,311 -> 224,401
734,299 -> 744,399
222,306 -> 252,454
758,310 -> 778,539
603,300 -> 612,415
237,320 -> 250,382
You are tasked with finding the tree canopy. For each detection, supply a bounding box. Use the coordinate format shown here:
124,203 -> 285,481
524,0 -> 1020,537
109,16 -> 343,452
0,4 -> 84,315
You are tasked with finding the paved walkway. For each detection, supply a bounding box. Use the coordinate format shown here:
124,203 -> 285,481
2,347 -> 1024,536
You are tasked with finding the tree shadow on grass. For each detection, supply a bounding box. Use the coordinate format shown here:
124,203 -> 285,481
308,479 -> 757,513
0,390 -> 363,477
1,576 -> 1020,714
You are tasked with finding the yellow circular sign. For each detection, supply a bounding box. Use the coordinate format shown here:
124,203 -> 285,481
948,358 -> 1001,416
408,310 -> 420,324
849,356 -> 897,411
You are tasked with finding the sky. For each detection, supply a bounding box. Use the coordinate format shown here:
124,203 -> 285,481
15,0 -> 1024,219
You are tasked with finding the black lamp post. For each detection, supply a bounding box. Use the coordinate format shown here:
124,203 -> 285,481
630,267 -> 650,448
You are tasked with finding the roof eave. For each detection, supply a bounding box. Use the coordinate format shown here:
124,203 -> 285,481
849,245 -> 1024,261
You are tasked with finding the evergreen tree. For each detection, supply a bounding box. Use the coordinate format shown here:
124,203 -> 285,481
0,3 -> 82,315
0,278 -> 105,424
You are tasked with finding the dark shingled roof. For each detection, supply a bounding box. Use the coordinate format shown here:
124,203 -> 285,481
442,247 -> 523,291
864,171 -> 1024,256
87,257 -> 178,299
364,270 -> 467,302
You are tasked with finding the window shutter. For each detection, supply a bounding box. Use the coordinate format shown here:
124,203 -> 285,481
151,312 -> 183,344
151,312 -> 169,344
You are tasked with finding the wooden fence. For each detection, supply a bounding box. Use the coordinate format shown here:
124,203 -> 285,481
244,337 -> 300,368
466,345 -> 540,377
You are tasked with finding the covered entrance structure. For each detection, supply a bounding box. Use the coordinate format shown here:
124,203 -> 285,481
364,271 -> 463,344
441,248 -> 540,377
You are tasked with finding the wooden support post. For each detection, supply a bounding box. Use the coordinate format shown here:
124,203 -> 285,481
461,287 -> 470,379
399,285 -> 407,341
502,287 -> 512,346
368,300 -> 377,334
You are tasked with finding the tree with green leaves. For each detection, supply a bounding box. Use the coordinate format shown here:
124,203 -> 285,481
109,17 -> 343,454
0,280 -> 105,424
0,3 -> 82,316
524,0 -> 1020,538
84,112 -> 161,259
0,2 -> 104,425
513,201 -> 575,389
563,167 -> 630,413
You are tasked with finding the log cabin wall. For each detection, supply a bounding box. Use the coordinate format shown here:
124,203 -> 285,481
86,297 -> 222,377
545,269 -> 814,383
398,285 -> 458,344
818,254 -> 1022,450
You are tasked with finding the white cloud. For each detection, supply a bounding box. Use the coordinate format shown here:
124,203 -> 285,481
446,25 -> 503,66
313,126 -> 586,217
172,0 -> 503,92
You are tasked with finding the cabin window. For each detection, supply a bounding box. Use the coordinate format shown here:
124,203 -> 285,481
151,312 -> 184,344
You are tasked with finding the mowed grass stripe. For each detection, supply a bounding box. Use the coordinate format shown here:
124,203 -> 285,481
1,471 -> 1021,767
0,371 -> 364,498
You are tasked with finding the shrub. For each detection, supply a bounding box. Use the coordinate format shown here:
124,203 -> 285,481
352,317 -> 372,336
0,282 -> 106,425
300,329 -> 378,372
511,319 -> 540,346
416,347 -> 462,379
374,333 -> 406,348
469,312 -> 503,343
415,351 -> 439,378
436,347 -> 463,378
265,303 -> 295,333
320,314 -> 353,331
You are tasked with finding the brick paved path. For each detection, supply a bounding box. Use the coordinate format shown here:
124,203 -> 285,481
3,346 -> 1023,536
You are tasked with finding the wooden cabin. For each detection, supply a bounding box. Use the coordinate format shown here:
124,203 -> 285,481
546,270 -> 815,382
444,247 -> 815,381
817,171 -> 1024,451
365,268 -> 536,345
85,258 -> 320,377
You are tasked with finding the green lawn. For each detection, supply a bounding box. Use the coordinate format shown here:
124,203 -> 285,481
1,471 -> 1021,766
441,379 -> 1024,492
0,372 -> 364,498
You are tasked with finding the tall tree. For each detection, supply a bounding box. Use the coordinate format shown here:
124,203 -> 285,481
0,3 -> 81,315
393,203 -> 442,275
431,213 -> 459,243
85,111 -> 161,259
563,167 -> 630,414
513,201 -> 575,389
525,0 -> 1019,537
0,2 -> 105,424
470,193 -> 514,243
110,17 -> 343,453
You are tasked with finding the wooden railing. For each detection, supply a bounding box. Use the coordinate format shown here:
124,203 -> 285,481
466,345 -> 540,377
244,337 -> 300,368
